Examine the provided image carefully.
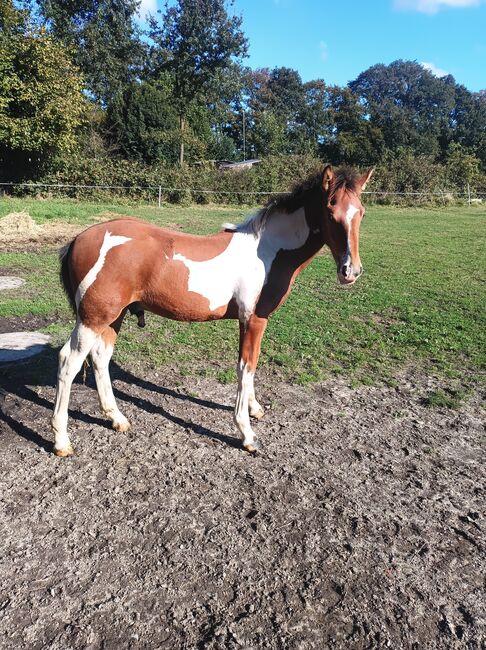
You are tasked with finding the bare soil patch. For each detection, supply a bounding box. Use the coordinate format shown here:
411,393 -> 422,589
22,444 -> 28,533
0,360 -> 484,649
0,315 -> 62,336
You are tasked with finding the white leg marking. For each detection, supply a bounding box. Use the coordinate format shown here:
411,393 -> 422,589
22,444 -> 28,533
51,322 -> 98,454
75,231 -> 132,308
90,337 -> 129,432
248,373 -> 264,419
234,361 -> 258,449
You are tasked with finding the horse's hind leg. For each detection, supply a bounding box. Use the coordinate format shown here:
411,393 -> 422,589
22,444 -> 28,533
52,321 -> 98,456
90,315 -> 129,433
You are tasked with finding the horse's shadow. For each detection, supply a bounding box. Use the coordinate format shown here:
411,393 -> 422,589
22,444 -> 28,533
0,346 -> 239,453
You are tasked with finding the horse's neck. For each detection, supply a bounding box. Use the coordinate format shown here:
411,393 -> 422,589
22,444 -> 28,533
260,207 -> 310,252
259,206 -> 323,261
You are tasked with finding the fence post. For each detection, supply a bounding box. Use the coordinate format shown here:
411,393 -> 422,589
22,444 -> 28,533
467,183 -> 471,206
158,185 -> 162,208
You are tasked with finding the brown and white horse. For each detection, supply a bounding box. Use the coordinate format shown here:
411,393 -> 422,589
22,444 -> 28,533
52,165 -> 373,456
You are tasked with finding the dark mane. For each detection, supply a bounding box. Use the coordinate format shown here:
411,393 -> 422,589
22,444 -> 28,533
226,166 -> 361,236
266,166 -> 361,214
266,171 -> 323,214
329,166 -> 361,198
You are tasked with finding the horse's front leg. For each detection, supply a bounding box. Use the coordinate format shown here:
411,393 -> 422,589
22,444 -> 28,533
235,316 -> 268,452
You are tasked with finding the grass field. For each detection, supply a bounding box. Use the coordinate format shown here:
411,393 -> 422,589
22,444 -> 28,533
0,197 -> 485,393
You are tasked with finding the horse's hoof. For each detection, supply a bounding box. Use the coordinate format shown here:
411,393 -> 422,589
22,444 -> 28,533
54,445 -> 74,457
243,442 -> 259,454
112,419 -> 130,433
250,408 -> 265,420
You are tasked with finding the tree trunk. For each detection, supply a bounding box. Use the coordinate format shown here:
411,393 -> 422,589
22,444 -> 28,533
179,115 -> 185,165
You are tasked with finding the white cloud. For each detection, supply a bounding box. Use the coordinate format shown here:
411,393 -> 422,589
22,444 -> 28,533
421,61 -> 449,77
319,41 -> 328,63
138,0 -> 158,18
394,0 -> 481,13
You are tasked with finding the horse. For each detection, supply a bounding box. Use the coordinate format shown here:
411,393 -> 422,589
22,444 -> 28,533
52,164 -> 373,457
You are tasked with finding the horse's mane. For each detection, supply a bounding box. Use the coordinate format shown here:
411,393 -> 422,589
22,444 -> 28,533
224,166 -> 360,236
329,166 -> 361,198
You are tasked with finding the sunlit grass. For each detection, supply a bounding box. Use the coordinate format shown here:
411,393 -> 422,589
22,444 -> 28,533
1,200 -> 485,386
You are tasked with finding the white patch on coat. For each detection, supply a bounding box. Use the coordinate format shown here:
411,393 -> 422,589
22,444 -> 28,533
174,208 -> 309,318
75,231 -> 132,308
341,205 -> 359,269
345,205 -> 359,226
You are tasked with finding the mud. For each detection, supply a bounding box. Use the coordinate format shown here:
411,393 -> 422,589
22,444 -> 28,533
0,350 -> 484,649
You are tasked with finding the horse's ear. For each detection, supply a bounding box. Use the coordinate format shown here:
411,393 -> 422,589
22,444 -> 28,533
359,167 -> 374,192
322,165 -> 334,192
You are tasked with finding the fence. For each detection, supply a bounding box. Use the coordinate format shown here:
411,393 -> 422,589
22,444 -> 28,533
0,181 -> 485,206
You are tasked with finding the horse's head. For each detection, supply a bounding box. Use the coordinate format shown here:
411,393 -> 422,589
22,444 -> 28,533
321,165 -> 374,286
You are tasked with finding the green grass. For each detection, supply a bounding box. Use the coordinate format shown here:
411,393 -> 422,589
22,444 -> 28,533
421,388 -> 468,409
0,196 -> 248,232
1,198 -> 485,388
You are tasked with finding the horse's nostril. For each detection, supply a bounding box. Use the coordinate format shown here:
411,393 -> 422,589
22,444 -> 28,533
341,264 -> 350,277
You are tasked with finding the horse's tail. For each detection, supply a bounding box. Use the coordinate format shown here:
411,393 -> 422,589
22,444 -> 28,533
59,241 -> 77,315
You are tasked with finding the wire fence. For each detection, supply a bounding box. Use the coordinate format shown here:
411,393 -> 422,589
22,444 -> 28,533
0,181 -> 484,206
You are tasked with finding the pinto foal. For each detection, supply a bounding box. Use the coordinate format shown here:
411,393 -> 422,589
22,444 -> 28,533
52,165 -> 373,456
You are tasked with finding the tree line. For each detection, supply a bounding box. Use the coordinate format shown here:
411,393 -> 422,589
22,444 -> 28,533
1,0 -> 485,191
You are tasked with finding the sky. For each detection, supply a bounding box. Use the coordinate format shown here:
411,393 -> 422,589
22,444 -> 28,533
138,0 -> 486,92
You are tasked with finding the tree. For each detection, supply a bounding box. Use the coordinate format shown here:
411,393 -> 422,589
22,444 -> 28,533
349,60 -> 455,158
0,2 -> 87,180
107,78 -> 180,163
36,0 -> 146,105
446,142 -> 483,191
447,85 -> 486,168
321,86 -> 385,166
149,0 -> 247,164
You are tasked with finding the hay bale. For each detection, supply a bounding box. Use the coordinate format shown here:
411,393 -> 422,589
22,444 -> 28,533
0,212 -> 40,242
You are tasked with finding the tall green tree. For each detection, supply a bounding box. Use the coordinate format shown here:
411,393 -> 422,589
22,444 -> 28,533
149,0 -> 247,164
321,86 -> 385,166
0,1 -> 87,180
107,78 -> 179,163
349,60 -> 455,158
36,0 -> 146,105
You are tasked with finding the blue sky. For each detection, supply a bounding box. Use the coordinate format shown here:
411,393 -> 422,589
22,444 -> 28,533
139,0 -> 486,92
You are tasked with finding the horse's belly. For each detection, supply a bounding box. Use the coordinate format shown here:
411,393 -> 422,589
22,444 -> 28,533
144,290 -> 232,322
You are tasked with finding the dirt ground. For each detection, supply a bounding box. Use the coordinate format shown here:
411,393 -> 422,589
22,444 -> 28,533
0,328 -> 484,650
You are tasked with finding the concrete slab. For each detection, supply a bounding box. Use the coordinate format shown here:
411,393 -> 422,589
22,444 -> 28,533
0,276 -> 25,291
0,332 -> 50,363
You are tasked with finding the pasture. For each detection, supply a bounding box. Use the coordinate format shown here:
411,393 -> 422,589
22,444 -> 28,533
0,198 -> 485,648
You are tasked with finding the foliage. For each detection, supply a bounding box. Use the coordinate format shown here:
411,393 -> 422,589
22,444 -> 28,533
2,1 -> 486,181
107,79 -> 180,164
36,0 -> 146,105
445,142 -> 483,191
9,150 -> 484,205
148,0 -> 248,163
0,5 -> 87,180
349,60 -> 456,159
320,86 -> 385,166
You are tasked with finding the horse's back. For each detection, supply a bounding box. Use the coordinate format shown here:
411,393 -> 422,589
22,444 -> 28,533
69,217 -> 238,325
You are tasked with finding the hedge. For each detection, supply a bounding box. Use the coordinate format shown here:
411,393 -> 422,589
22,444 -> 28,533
3,153 -> 485,205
